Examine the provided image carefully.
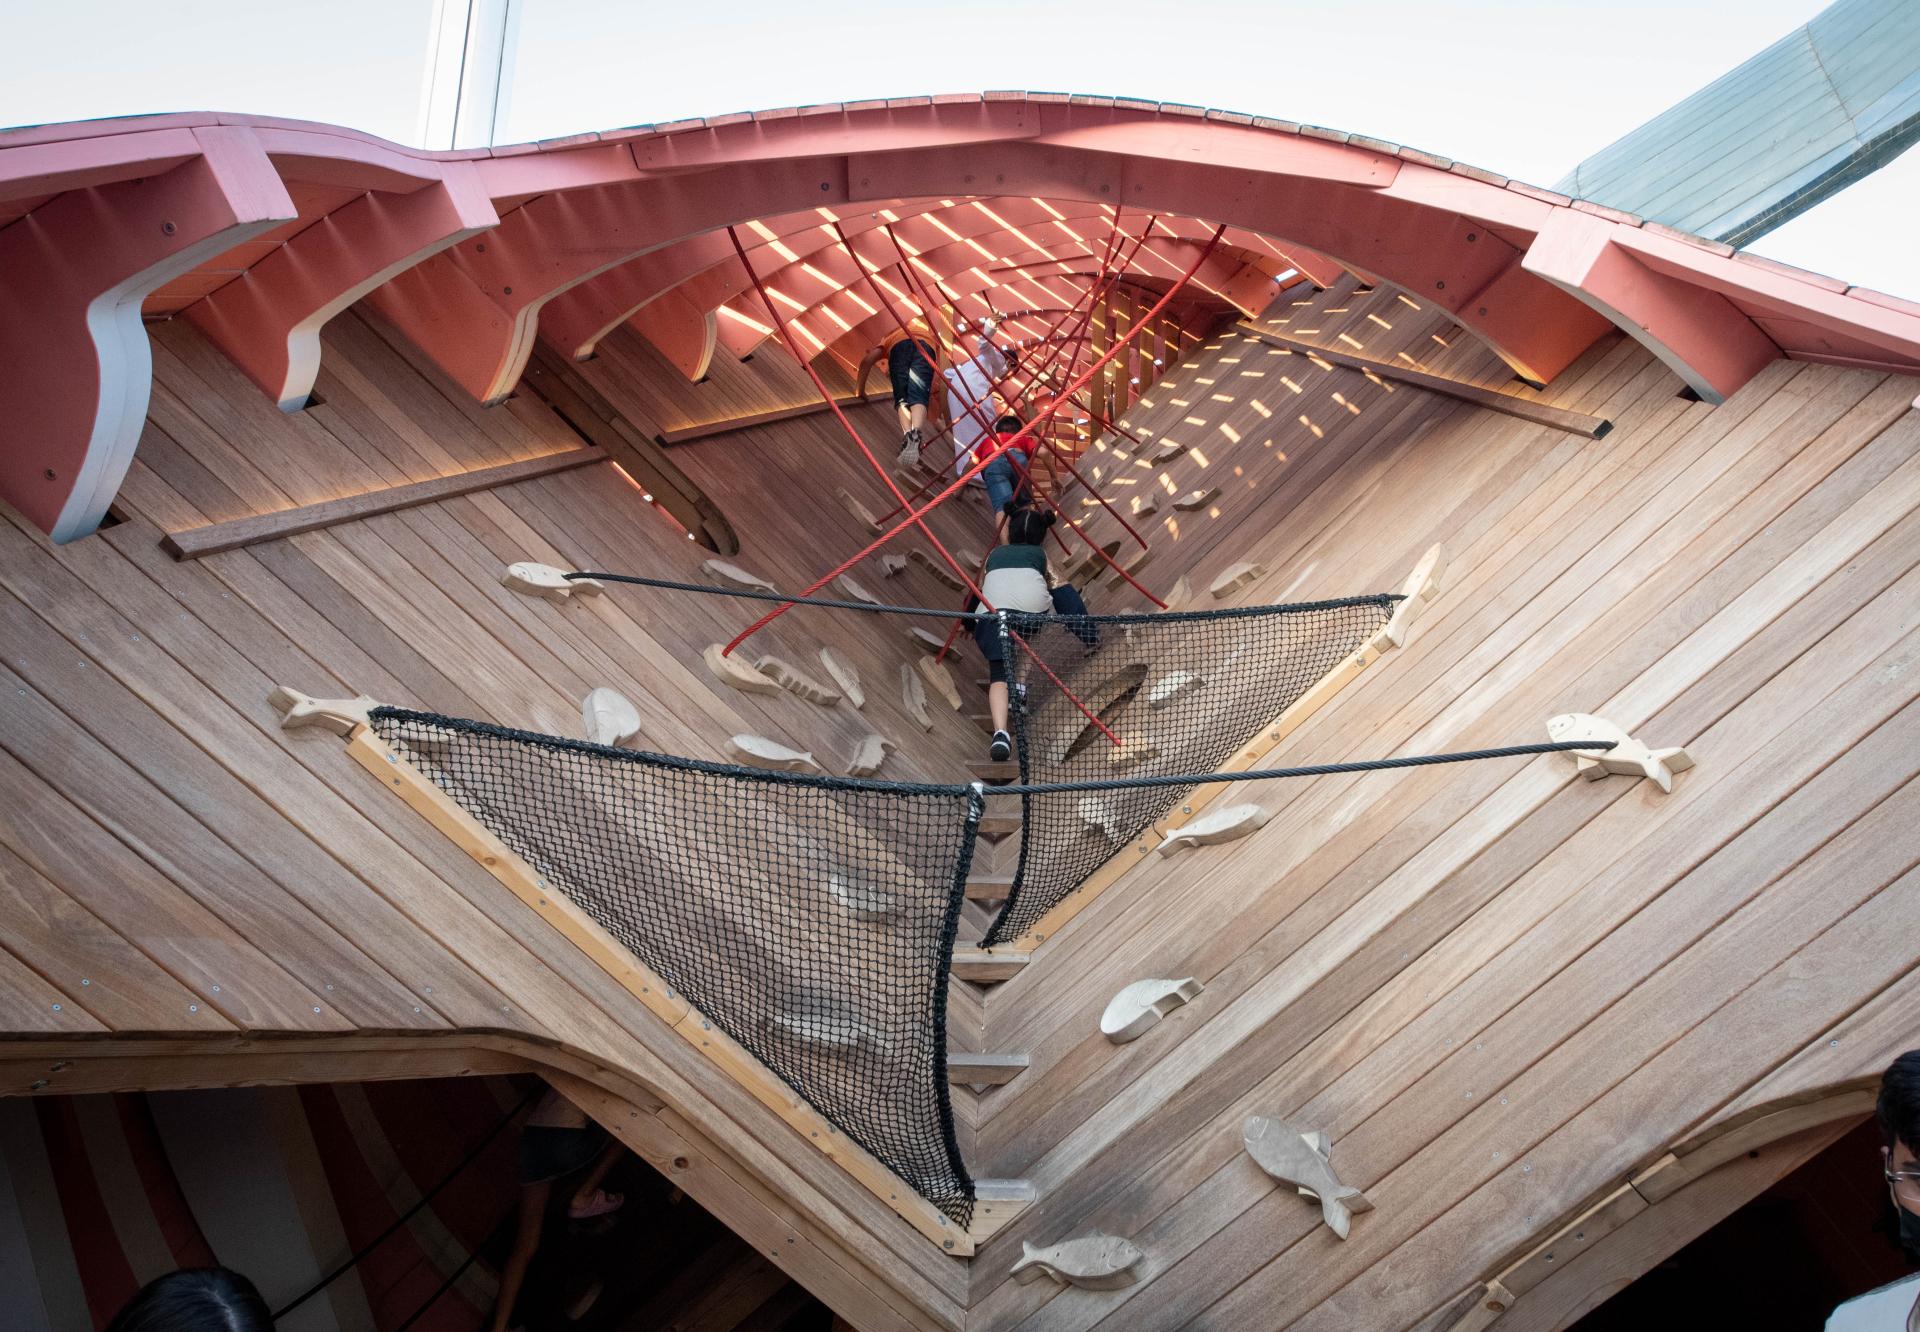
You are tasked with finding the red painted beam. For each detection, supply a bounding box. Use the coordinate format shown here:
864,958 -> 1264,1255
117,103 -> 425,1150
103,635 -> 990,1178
0,126 -> 295,541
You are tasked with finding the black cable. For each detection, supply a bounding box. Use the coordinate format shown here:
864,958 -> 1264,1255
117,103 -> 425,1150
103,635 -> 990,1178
369,709 -> 1612,798
565,569 -> 1402,625
272,1084 -> 542,1322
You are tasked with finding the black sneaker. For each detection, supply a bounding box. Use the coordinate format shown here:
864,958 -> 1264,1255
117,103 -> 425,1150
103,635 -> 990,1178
990,730 -> 1012,762
897,427 -> 923,469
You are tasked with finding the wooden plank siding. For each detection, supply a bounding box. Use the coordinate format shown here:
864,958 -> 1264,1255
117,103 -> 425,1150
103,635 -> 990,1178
0,270 -> 1912,1332
955,277 -> 1920,1328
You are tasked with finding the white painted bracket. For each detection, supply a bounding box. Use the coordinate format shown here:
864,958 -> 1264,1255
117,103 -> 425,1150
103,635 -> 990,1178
1546,713 -> 1693,793
1101,977 -> 1203,1043
269,686 -> 377,736
502,561 -> 603,601
1381,544 -> 1444,648
1012,1234 -> 1144,1289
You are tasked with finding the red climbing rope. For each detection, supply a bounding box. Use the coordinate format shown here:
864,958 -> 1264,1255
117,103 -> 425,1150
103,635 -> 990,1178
723,223 -> 1226,657
725,225 -> 1122,747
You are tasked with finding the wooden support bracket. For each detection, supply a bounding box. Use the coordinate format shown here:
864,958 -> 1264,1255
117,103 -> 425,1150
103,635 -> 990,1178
1381,544 -> 1444,648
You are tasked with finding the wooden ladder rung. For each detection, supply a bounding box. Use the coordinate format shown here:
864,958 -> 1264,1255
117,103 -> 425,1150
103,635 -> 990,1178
967,1179 -> 1035,1245
977,812 -> 1021,841
965,874 -> 1014,904
952,948 -> 1027,983
947,1052 -> 1028,1086
965,759 -> 1019,783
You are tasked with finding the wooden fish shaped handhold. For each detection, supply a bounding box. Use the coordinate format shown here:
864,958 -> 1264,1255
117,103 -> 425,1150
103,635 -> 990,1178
1148,671 -> 1203,709
879,554 -> 909,578
835,574 -> 881,606
916,655 -> 964,711
1546,713 -> 1693,794
725,735 -> 820,773
827,873 -> 898,922
1101,977 -> 1203,1043
818,648 -> 864,708
580,687 -> 643,748
1209,561 -> 1267,599
909,549 -> 964,591
1243,1115 -> 1373,1240
1011,1234 -> 1143,1289
844,733 -> 894,777
1158,803 -> 1269,854
705,644 -> 783,696
502,561 -> 603,601
754,655 -> 841,706
1175,486 -> 1221,511
702,559 -> 777,594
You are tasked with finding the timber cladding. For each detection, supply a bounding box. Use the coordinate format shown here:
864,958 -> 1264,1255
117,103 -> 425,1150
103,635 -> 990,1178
0,274 -> 1914,1329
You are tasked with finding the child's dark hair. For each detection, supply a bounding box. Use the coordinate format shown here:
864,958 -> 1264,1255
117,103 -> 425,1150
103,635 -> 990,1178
107,1268 -> 272,1332
1004,503 -> 1055,546
1879,1050 -> 1920,1151
994,414 -> 1023,433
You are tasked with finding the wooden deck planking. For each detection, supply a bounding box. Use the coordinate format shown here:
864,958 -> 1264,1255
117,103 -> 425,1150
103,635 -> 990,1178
954,284 -> 1920,1325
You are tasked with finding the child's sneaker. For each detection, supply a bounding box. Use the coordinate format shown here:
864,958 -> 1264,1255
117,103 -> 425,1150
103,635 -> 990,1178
989,730 -> 1012,762
897,427 -> 922,469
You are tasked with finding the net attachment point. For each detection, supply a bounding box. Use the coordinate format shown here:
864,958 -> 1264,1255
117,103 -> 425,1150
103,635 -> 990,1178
268,686 -> 376,736
1546,714 -> 1692,793
503,561 -> 604,601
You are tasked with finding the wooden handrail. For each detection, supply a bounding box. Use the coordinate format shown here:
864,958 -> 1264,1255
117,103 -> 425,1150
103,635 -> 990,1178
1234,324 -> 1614,439
655,393 -> 875,445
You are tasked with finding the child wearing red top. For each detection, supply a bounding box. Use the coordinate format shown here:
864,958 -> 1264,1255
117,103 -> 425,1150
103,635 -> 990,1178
979,414 -> 1036,515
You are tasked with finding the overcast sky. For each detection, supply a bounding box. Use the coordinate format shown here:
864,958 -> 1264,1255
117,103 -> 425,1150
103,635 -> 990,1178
4,0 -> 1912,295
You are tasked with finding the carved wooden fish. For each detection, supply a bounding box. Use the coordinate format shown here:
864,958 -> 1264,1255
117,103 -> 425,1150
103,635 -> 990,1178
1546,713 -> 1692,793
1011,1234 -> 1144,1289
1243,1115 -> 1373,1240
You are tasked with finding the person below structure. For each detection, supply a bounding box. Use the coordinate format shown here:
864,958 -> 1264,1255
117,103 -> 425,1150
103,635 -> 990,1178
968,503 -> 1098,764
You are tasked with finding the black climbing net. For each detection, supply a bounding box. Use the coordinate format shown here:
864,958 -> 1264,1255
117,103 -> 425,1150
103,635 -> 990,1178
368,707 -> 981,1227
981,594 -> 1399,945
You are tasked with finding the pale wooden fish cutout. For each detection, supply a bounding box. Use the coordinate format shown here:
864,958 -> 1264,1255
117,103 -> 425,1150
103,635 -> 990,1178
755,655 -> 841,706
1158,802 -> 1269,854
906,625 -> 948,653
1012,1234 -> 1144,1289
1148,671 -> 1203,709
1146,439 -> 1189,464
1101,977 -> 1203,1043
1075,541 -> 1122,589
844,733 -> 894,777
879,554 -> 909,578
1164,574 -> 1193,609
502,561 -> 603,602
1105,734 -> 1160,770
768,1008 -> 876,1053
1175,487 -> 1221,511
836,486 -> 884,532
704,644 -> 783,696
827,872 -> 899,921
909,548 -> 964,591
1546,713 -> 1693,793
1243,1115 -> 1372,1240
725,735 -> 820,773
1382,544 -> 1444,647
1132,490 -> 1161,518
916,655 -> 964,711
957,547 -> 985,572
1209,561 -> 1267,599
1106,547 -> 1151,589
269,686 -> 376,736
835,574 -> 881,606
580,687 -> 642,748
900,664 -> 934,731
702,559 -> 777,594
1078,795 -> 1126,844
818,648 -> 864,708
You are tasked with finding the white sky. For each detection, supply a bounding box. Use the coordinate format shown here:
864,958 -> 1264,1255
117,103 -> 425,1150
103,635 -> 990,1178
3,0 -> 1913,296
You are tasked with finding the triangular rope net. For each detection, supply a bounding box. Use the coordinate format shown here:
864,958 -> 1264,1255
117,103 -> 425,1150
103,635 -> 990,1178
367,708 -> 980,1225
982,594 -> 1400,945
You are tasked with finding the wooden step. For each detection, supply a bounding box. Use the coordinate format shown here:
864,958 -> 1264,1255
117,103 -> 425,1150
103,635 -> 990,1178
966,759 -> 1018,784
951,948 -> 1027,983
965,873 -> 1014,905
947,1052 -> 1028,1086
966,1180 -> 1035,1245
977,812 -> 1021,840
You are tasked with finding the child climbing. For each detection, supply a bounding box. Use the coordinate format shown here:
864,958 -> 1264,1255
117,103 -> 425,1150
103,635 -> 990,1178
858,320 -> 942,469
976,413 -> 1038,517
970,504 -> 1095,763
943,314 -> 1020,482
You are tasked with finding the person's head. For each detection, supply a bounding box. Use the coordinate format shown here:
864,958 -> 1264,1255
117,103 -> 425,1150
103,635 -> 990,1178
106,1268 -> 272,1332
1001,347 -> 1021,375
994,414 -> 1023,434
1880,1052 -> 1920,1236
1003,503 -> 1054,547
